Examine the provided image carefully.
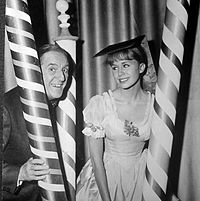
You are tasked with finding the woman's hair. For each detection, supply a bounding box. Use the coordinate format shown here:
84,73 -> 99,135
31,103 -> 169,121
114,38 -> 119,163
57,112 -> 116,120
38,43 -> 75,75
105,45 -> 148,76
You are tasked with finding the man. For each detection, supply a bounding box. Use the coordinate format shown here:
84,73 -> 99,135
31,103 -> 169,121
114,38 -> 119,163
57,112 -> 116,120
2,44 -> 75,201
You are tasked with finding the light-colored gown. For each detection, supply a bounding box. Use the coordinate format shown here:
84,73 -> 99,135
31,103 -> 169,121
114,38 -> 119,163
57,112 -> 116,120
76,90 -> 154,201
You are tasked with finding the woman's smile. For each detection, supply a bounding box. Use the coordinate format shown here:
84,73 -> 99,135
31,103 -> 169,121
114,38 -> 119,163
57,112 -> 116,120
119,77 -> 129,83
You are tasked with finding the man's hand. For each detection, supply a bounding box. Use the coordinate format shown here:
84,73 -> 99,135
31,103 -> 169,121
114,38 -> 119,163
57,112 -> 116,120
19,158 -> 50,182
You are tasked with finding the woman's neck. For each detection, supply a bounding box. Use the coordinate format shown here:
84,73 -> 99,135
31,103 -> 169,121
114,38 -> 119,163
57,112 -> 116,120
114,85 -> 145,104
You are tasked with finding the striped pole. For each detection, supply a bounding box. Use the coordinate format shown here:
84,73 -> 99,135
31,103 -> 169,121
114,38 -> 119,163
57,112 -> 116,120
53,1 -> 78,200
142,0 -> 190,200
56,65 -> 76,201
5,0 -> 68,200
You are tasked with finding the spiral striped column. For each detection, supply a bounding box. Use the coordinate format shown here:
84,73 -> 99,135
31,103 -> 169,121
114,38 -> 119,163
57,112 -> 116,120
5,0 -> 68,200
142,0 -> 190,200
56,39 -> 77,201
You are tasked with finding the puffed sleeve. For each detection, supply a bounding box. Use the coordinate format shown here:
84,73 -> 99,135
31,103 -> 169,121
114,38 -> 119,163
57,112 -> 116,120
82,95 -> 106,138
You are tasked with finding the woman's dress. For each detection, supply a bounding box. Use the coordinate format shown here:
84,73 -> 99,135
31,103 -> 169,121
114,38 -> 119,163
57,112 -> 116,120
76,90 -> 154,201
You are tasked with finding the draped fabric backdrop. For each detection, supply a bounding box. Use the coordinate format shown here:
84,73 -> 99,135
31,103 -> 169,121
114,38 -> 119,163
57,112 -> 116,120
177,6 -> 200,201
77,0 -> 166,105
2,0 -> 200,200
75,1 -> 200,200
76,0 -> 167,165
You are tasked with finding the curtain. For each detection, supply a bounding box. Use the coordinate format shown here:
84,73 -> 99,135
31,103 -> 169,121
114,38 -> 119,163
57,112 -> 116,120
76,0 -> 167,171
43,0 -> 59,43
3,0 -> 200,198
76,1 -> 200,199
77,0 -> 166,106
177,6 -> 200,201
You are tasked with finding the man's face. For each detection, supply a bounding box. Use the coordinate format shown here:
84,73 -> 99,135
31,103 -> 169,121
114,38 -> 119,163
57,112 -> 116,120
40,51 -> 69,100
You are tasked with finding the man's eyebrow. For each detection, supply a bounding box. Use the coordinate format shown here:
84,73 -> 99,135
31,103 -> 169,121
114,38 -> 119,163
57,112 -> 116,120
46,63 -> 69,68
121,60 -> 130,63
47,62 -> 58,66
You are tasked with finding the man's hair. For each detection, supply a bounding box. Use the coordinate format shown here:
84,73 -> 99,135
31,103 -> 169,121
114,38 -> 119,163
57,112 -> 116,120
38,43 -> 75,74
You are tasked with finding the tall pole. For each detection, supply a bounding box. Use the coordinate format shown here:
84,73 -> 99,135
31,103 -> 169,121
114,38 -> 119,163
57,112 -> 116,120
142,0 -> 190,200
5,0 -> 69,200
54,0 -> 78,200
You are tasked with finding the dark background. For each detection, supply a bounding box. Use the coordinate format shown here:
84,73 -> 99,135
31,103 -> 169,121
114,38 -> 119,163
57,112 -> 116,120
1,1 -> 200,199
27,0 -> 78,49
27,0 -> 48,48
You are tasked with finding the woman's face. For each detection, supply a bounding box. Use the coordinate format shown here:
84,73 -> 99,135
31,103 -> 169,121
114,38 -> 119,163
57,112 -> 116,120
110,59 -> 145,89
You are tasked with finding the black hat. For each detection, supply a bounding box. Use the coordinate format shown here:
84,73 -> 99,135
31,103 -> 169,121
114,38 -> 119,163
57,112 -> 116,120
94,35 -> 157,94
94,35 -> 145,57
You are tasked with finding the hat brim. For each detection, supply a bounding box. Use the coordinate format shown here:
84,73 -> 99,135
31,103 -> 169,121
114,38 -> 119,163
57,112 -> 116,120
94,35 -> 157,93
94,35 -> 145,57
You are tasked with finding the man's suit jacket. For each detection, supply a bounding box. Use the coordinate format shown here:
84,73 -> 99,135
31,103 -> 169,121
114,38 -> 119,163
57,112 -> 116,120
3,87 -> 42,201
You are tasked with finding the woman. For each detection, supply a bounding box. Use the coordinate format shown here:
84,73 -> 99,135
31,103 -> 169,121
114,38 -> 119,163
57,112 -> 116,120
76,35 -> 157,201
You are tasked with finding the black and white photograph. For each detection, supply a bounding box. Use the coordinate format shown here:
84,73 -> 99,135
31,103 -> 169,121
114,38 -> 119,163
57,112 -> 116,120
1,0 -> 200,201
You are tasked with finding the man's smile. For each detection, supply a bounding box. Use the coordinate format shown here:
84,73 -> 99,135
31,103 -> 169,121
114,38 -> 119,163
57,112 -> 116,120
51,83 -> 64,88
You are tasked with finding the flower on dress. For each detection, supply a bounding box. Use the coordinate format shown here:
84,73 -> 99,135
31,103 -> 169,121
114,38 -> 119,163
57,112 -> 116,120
86,123 -> 102,132
83,123 -> 105,138
124,120 -> 139,137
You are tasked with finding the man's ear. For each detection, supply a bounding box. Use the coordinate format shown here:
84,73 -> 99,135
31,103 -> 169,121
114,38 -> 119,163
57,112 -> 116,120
139,63 -> 146,74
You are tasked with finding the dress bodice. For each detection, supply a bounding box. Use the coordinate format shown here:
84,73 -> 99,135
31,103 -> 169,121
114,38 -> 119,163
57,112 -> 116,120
82,90 -> 154,156
105,138 -> 145,157
101,90 -> 153,156
78,90 -> 154,201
